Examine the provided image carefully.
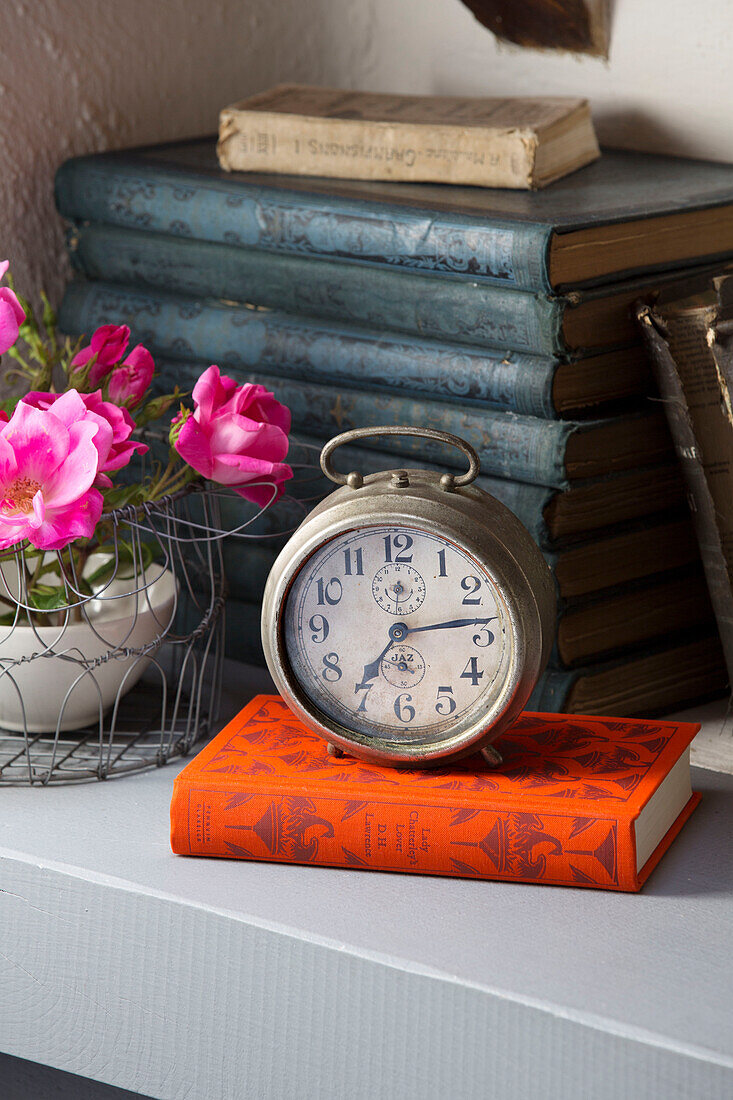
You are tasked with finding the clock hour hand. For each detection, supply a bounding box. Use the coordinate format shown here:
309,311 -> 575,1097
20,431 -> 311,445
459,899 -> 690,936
406,616 -> 497,634
359,623 -> 409,684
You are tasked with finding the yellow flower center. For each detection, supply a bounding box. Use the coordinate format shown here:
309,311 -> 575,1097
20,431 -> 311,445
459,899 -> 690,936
2,477 -> 41,513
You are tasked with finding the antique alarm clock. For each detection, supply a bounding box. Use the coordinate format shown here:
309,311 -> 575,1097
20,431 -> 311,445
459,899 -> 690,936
261,426 -> 555,767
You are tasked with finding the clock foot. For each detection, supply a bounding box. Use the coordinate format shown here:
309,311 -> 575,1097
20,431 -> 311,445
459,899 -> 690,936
327,742 -> 346,758
481,744 -> 503,768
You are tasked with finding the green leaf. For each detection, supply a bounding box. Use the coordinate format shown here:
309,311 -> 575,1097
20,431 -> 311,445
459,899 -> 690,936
28,583 -> 68,611
40,291 -> 57,342
101,483 -> 145,511
135,389 -> 183,429
84,541 -> 156,586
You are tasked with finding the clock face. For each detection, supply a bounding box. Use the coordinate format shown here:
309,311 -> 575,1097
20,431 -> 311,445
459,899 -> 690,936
283,525 -> 511,746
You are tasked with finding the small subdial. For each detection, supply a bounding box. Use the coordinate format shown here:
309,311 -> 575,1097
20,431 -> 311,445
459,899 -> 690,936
381,644 -> 426,689
371,564 -> 426,616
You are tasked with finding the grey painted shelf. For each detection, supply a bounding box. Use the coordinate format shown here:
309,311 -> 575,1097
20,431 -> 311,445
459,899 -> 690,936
1,665 -> 732,1100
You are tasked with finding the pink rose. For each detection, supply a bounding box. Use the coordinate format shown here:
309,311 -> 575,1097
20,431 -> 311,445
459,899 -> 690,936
70,323 -> 130,385
22,389 -> 147,488
0,261 -> 26,355
80,390 -> 148,479
173,365 -> 292,506
0,399 -> 103,551
107,344 -> 154,408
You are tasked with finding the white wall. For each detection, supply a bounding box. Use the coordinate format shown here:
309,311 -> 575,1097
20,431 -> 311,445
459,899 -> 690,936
1,0 -> 732,306
367,0 -> 733,161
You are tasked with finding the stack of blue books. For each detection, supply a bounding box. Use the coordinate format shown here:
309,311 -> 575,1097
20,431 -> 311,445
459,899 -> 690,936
55,138 -> 733,714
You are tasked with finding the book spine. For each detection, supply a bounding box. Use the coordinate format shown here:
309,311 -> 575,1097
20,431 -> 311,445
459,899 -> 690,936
59,275 -> 562,417
54,155 -> 554,290
217,107 -> 538,188
154,356 -> 574,488
68,221 -> 566,356
170,776 -> 637,889
57,283 -> 575,488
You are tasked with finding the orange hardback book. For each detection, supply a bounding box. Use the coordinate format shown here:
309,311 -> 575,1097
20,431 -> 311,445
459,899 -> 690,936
170,695 -> 701,891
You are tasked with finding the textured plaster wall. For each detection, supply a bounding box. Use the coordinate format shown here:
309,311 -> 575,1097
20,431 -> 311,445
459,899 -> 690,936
1,0 -> 731,306
0,0 -> 380,305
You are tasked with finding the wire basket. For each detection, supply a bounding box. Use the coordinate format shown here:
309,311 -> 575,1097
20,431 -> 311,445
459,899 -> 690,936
0,433 -> 332,785
0,484 -> 247,785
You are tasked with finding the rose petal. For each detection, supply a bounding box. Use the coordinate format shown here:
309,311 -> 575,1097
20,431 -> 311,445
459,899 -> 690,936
70,345 -> 94,369
1,403 -> 70,483
0,286 -> 26,326
190,365 -> 227,423
0,295 -> 22,355
108,344 -> 154,407
21,391 -> 57,411
210,417 -> 290,464
90,323 -> 130,362
174,416 -> 215,478
24,488 -> 103,551
42,420 -> 100,507
211,452 -> 293,487
30,489 -> 45,529
0,433 -> 18,486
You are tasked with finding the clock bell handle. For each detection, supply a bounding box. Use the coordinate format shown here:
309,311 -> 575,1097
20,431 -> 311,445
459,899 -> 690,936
320,425 -> 480,491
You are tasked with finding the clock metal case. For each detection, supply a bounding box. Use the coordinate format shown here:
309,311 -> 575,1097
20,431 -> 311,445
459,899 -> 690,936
261,468 -> 556,766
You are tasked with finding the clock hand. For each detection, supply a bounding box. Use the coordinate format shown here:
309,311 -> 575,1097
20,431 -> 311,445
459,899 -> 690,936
406,616 -> 497,634
359,622 -> 409,684
360,618 -> 495,685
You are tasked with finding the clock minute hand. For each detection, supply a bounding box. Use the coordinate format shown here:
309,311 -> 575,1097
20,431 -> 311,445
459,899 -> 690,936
406,616 -> 497,634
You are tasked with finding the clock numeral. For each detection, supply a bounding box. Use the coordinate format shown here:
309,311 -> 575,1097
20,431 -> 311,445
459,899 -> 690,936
437,548 -> 448,577
316,577 -> 343,606
343,547 -> 364,576
394,693 -> 416,723
473,621 -> 496,648
308,614 -> 329,643
435,685 -> 456,715
321,652 -> 342,682
460,656 -> 484,687
354,681 -> 373,712
384,533 -> 413,563
461,575 -> 482,605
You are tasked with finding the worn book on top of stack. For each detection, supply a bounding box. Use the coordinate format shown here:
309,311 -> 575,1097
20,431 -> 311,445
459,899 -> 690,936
217,86 -> 600,189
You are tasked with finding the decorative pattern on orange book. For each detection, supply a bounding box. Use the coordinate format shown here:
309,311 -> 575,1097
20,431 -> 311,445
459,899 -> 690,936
193,791 -> 622,886
199,696 -> 678,802
171,695 -> 701,891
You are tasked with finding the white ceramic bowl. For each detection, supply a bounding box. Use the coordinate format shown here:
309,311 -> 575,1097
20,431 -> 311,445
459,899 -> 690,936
0,566 -> 177,733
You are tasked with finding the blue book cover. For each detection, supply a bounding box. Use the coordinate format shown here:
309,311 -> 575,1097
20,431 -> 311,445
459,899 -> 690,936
64,233 -> 654,415
55,138 -> 733,291
58,281 -> 672,490
207,433 -> 684,553
58,277 -> 563,418
68,221 -> 658,361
